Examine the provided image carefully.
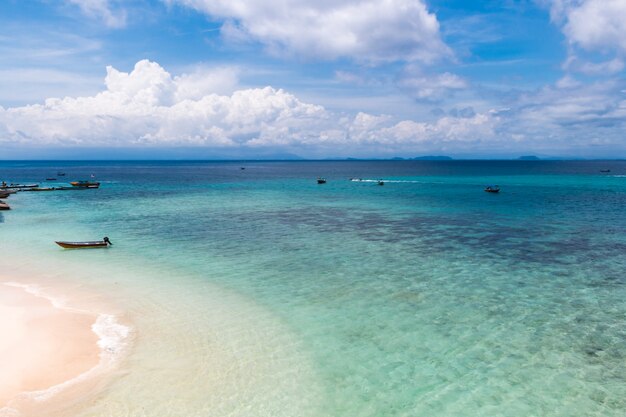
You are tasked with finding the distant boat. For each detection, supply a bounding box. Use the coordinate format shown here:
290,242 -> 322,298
0,183 -> 39,189
484,185 -> 500,193
57,172 -> 66,176
70,180 -> 100,188
0,201 -> 10,210
55,237 -> 112,249
317,178 -> 327,184
378,180 -> 385,186
600,169 -> 611,173
46,178 -> 57,181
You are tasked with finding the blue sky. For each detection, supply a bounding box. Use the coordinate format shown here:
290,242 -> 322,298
1,0 -> 625,159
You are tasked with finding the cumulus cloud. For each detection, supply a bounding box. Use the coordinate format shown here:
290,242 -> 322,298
3,59 -> 624,156
67,0 -> 127,28
547,0 -> 626,54
166,0 -> 450,64
0,60 -> 504,155
0,60 -> 327,147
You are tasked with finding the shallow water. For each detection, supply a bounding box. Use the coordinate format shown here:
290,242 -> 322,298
1,160 -> 625,416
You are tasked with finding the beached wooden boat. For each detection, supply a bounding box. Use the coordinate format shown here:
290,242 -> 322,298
55,237 -> 112,249
0,201 -> 10,210
484,185 -> 500,193
70,181 -> 100,188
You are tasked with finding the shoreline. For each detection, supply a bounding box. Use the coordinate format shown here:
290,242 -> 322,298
0,281 -> 130,417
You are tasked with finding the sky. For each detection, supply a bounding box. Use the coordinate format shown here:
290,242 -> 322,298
0,0 -> 625,159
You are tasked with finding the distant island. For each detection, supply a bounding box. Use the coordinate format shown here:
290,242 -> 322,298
517,155 -> 540,160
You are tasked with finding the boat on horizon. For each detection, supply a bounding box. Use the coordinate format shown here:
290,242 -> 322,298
484,185 -> 500,193
55,237 -> 112,249
70,180 -> 100,188
317,178 -> 327,184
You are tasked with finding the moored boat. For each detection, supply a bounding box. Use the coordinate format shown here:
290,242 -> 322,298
484,185 -> 500,193
55,237 -> 112,249
70,180 -> 100,188
0,183 -> 39,189
0,201 -> 10,210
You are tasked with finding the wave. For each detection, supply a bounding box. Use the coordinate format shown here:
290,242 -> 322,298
350,179 -> 423,183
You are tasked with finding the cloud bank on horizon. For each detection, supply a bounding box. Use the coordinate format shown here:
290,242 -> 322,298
0,0 -> 625,158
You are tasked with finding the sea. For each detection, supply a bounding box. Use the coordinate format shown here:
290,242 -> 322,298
0,160 -> 625,416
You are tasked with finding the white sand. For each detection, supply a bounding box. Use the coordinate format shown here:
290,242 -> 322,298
0,284 -> 100,411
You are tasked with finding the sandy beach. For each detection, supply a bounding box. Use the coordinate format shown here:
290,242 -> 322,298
0,283 -> 101,415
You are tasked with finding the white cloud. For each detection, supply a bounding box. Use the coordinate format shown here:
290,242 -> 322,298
397,67 -> 468,101
547,0 -> 626,54
3,60 -> 626,157
0,60 -> 328,147
500,79 -> 626,152
67,0 -> 127,28
564,56 -> 624,75
0,60 -> 502,154
167,0 -> 450,64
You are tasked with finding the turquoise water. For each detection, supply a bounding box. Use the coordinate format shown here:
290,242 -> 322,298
1,160 -> 625,416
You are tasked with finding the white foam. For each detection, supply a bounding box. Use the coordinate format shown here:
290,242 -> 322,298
351,179 -> 423,183
93,314 -> 131,358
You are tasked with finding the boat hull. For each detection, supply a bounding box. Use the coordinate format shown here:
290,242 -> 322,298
55,241 -> 109,249
70,181 -> 100,188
